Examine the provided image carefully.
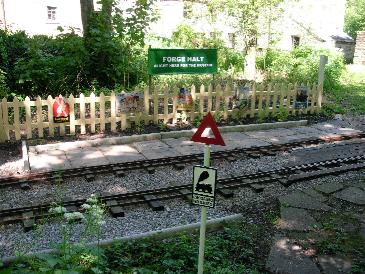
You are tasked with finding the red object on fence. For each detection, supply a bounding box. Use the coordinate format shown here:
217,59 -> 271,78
53,96 -> 70,123
191,112 -> 225,146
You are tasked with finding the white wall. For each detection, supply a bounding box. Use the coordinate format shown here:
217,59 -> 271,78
2,0 -> 83,36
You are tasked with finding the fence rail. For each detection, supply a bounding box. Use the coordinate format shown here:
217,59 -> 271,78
0,82 -> 322,142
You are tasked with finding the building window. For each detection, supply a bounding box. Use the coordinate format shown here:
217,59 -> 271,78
228,33 -> 236,48
292,35 -> 300,48
47,6 -> 57,21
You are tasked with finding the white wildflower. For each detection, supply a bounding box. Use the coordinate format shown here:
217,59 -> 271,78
49,206 -> 67,215
81,204 -> 91,210
64,212 -> 85,222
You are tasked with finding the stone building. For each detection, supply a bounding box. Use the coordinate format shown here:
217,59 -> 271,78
354,31 -> 365,65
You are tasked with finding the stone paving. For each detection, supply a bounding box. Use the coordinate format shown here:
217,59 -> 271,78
266,180 -> 365,274
28,120 -> 362,171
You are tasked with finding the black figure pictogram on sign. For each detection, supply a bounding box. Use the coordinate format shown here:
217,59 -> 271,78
192,166 -> 217,208
195,171 -> 212,194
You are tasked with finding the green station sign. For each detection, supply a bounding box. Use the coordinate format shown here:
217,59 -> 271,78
148,48 -> 218,75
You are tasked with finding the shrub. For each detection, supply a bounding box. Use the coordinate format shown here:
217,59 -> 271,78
256,46 -> 345,91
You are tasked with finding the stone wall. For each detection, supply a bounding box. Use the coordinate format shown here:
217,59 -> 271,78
335,41 -> 356,64
354,31 -> 365,65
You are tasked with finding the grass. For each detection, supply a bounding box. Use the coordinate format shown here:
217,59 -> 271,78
103,222 -> 267,274
315,212 -> 365,273
324,64 -> 365,115
1,221 -> 271,274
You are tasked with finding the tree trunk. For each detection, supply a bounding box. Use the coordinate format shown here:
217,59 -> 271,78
80,0 -> 94,36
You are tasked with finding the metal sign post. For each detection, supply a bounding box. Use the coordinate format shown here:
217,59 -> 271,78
190,111 -> 225,274
198,144 -> 210,274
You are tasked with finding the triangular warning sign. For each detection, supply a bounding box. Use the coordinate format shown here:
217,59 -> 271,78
191,112 -> 226,146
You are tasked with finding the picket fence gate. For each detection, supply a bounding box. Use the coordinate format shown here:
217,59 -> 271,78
0,82 -> 322,142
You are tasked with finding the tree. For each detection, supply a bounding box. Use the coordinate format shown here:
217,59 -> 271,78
80,0 -> 95,36
345,0 -> 365,39
206,0 -> 285,51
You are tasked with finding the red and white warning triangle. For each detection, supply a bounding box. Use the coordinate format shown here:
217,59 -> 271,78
191,112 -> 225,146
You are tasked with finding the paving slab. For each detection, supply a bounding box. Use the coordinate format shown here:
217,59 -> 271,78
162,138 -> 204,155
317,255 -> 352,274
29,150 -> 72,171
301,188 -> 328,202
278,207 -> 320,231
66,147 -> 110,168
311,122 -> 362,135
133,140 -> 170,152
246,128 -> 297,138
334,187 -> 365,205
291,126 -> 328,138
132,140 -> 182,159
98,145 -> 146,163
315,182 -> 344,194
279,192 -> 332,211
265,234 -> 320,274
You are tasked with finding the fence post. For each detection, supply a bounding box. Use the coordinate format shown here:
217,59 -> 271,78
36,96 -> 43,138
0,98 -> 6,142
68,94 -> 75,135
110,92 -> 117,132
223,85 -> 230,120
24,96 -> 32,139
13,97 -> 20,140
317,55 -> 328,109
79,93 -> 86,134
153,87 -> 159,124
199,84 -> 205,115
100,92 -> 105,132
144,86 -> 150,125
172,86 -> 178,124
90,92 -> 96,133
163,87 -> 169,123
250,83 -> 256,118
190,84 -> 196,123
207,83 -> 213,112
47,95 -> 54,137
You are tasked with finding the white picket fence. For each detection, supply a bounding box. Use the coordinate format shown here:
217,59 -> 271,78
0,82 -> 322,142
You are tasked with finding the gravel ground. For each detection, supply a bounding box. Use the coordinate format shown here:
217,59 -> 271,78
1,116 -> 365,259
1,146 -> 365,258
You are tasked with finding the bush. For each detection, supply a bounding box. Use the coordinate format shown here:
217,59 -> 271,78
256,46 -> 345,91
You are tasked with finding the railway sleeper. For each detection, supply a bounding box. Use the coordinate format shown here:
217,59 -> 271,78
109,206 -> 125,218
174,163 -> 185,170
85,174 -> 95,182
19,179 -> 31,190
179,189 -> 192,202
250,183 -> 266,193
146,167 -> 155,174
143,195 -> 164,211
217,188 -> 234,198
22,211 -> 35,232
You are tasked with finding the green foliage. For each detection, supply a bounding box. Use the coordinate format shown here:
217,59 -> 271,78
4,194 -> 107,274
0,0 -> 155,99
207,0 -> 284,49
273,107 -> 289,122
0,69 -> 9,98
104,222 -> 263,273
324,64 -> 365,115
344,0 -> 365,39
315,213 -> 365,257
256,46 -> 345,91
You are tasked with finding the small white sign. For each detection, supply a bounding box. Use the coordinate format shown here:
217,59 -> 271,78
192,166 -> 217,208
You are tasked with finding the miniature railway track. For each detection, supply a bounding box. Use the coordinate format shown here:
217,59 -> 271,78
1,152 -> 365,230
1,132 -> 364,190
